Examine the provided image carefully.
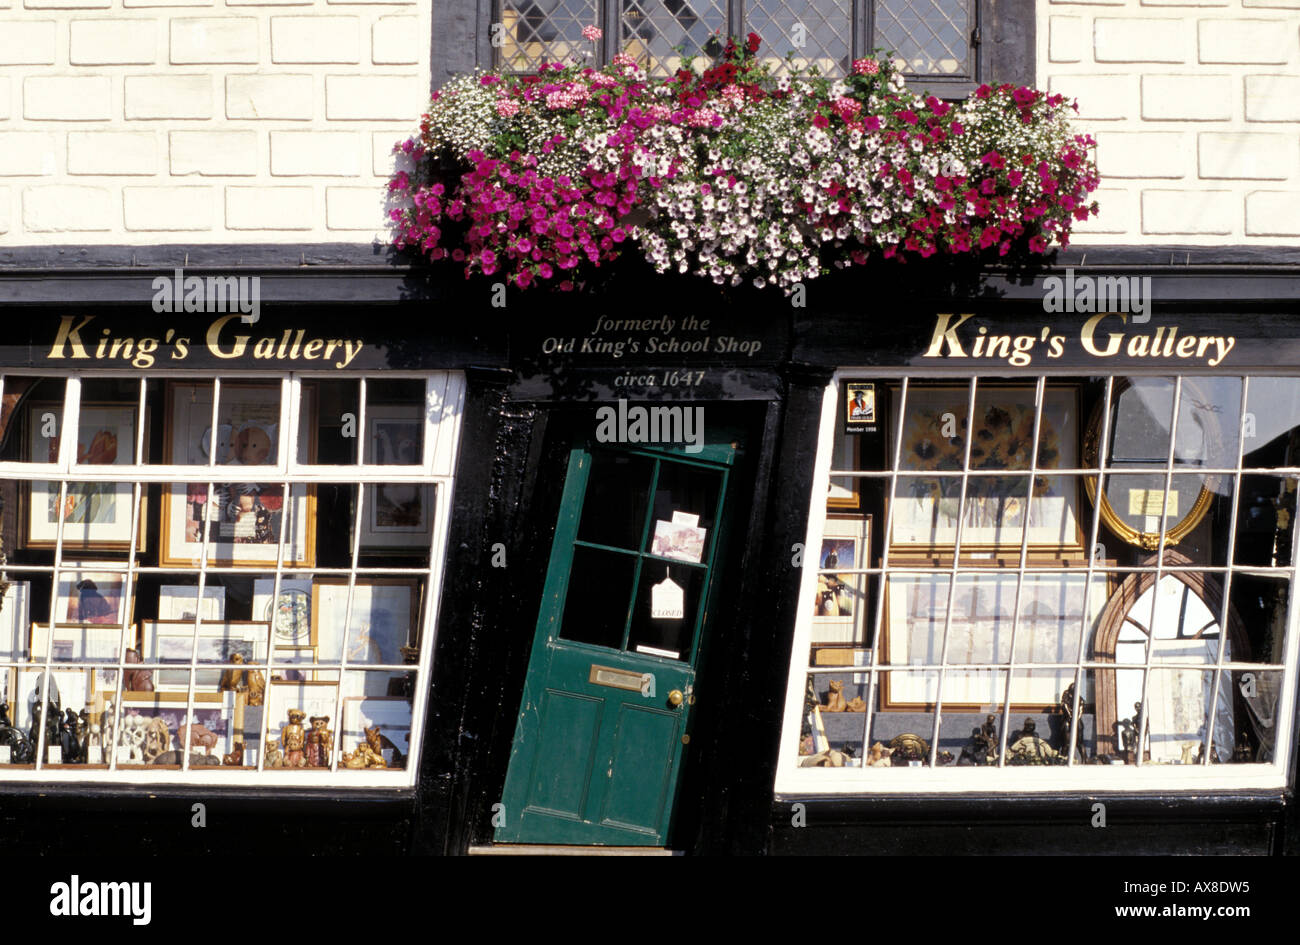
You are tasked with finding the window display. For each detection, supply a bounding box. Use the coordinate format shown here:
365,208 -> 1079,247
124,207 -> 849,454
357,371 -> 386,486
780,374 -> 1296,790
0,371 -> 461,785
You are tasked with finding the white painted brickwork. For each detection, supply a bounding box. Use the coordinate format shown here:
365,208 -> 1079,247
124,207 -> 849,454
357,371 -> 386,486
0,2 -> 430,244
1044,0 -> 1300,244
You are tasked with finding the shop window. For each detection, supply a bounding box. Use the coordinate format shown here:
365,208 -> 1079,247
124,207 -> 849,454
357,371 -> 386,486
0,372 -> 463,786
491,0 -> 986,85
778,374 -> 1296,791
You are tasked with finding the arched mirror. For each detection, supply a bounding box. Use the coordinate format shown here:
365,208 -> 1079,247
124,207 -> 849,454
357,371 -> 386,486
1092,550 -> 1245,763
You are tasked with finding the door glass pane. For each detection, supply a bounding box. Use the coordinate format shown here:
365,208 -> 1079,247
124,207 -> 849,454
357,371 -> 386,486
626,563 -> 705,660
577,452 -> 654,551
875,0 -> 971,77
558,547 -> 636,650
643,461 -> 721,562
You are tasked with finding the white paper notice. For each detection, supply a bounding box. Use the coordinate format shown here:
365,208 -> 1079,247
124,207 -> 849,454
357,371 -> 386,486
117,745 -> 132,764
87,746 -> 103,765
671,510 -> 700,527
0,746 -> 10,764
47,746 -> 62,764
651,576 -> 685,620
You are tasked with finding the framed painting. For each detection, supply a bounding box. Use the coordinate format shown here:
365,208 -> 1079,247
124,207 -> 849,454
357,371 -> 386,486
882,563 -> 1111,711
311,577 -> 420,667
53,568 -> 133,627
362,405 -> 434,552
115,691 -> 233,766
271,645 -> 317,682
139,619 -> 269,691
253,578 -> 313,647
157,585 -> 226,622
887,384 -> 1083,553
30,623 -> 127,663
23,403 -> 148,552
1,581 -> 30,662
160,381 -> 315,568
828,390 -> 862,510
811,514 -> 872,645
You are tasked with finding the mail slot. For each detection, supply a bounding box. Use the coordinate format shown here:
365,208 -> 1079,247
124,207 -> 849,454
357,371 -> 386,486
588,664 -> 644,692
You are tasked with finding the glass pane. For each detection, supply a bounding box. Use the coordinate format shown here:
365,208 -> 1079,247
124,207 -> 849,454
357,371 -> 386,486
340,672 -> 415,769
881,570 -> 949,667
626,561 -> 704,660
620,0 -> 726,78
496,0 -> 599,73
747,0 -> 850,77
302,379 -> 360,465
76,378 -> 143,466
261,670 -> 341,770
1227,574 -> 1288,664
1243,377 -> 1300,468
1141,669 -> 1234,764
577,451 -> 654,551
558,546 -> 636,649
1235,475 -> 1297,568
0,376 -> 65,464
361,482 -> 436,562
869,676 -> 937,765
875,0 -> 971,77
643,461 -> 721,562
800,672 -> 869,766
363,380 -> 424,465
163,380 -> 280,466
1232,669 -> 1282,763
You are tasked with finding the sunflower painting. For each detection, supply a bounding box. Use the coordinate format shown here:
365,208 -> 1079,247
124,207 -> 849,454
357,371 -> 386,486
890,386 -> 1081,551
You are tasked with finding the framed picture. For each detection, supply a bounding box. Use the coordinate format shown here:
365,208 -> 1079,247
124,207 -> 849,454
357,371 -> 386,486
312,578 -> 420,667
157,585 -> 226,622
54,568 -> 133,627
1142,645 -> 1234,764
160,382 -> 316,568
341,696 -> 412,761
115,691 -> 233,765
882,563 -> 1111,711
22,403 -> 148,552
887,384 -> 1082,553
844,380 -> 878,429
30,623 -> 127,663
139,620 -> 270,691
362,405 -> 434,552
271,645 -> 317,682
252,578 -> 313,647
1,581 -> 30,662
811,514 -> 872,645
828,400 -> 862,511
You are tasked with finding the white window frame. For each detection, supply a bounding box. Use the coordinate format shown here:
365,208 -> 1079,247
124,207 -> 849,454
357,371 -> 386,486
0,368 -> 466,789
775,369 -> 1299,795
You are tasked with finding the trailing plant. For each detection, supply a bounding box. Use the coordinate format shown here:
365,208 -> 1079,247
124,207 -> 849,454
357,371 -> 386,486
388,27 -> 1099,293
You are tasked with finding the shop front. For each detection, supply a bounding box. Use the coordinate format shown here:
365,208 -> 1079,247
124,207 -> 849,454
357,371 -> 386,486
2,264 -> 1298,857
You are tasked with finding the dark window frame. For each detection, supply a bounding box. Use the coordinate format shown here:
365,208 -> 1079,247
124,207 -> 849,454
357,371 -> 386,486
432,1 -> 1031,97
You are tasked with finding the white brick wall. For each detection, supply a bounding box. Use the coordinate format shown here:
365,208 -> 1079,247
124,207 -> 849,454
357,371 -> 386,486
0,2 -> 431,245
1043,0 -> 1300,244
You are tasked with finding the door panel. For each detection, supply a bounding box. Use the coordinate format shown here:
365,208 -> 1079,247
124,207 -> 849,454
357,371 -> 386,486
497,435 -> 740,847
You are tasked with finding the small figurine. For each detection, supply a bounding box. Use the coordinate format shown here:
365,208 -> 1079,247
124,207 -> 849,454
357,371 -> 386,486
279,708 -> 307,767
222,742 -> 245,766
959,720 -> 999,766
123,649 -> 154,692
822,680 -> 847,713
844,696 -> 866,712
264,741 -> 284,769
119,715 -> 147,764
176,719 -> 219,756
142,717 -> 170,765
305,715 -> 333,767
0,703 -> 33,764
867,741 -> 892,767
1058,683 -> 1088,762
937,750 -> 955,766
1180,742 -> 1198,765
341,729 -> 388,769
59,708 -> 82,763
1008,718 -> 1064,765
1234,732 -> 1253,764
367,726 -> 404,768
798,734 -> 815,756
888,732 -> 930,766
29,675 -> 62,756
219,653 -> 266,707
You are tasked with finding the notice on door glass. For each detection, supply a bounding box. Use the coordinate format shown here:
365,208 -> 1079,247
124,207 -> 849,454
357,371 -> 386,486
651,576 -> 685,620
652,514 -> 706,563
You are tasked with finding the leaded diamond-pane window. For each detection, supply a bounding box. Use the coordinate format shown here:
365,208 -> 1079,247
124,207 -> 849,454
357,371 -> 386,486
874,0 -> 971,76
745,0 -> 851,78
492,1 -> 980,82
621,0 -> 727,78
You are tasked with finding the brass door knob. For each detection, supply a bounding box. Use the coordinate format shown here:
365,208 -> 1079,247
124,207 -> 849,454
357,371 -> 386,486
667,689 -> 684,706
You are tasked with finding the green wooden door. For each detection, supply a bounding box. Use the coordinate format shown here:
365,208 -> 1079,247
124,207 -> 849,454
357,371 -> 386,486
496,435 -> 739,846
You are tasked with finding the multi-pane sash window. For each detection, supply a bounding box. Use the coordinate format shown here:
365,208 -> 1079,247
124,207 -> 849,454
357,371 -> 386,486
777,372 -> 1298,793
0,372 -> 463,787
494,0 -> 976,81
